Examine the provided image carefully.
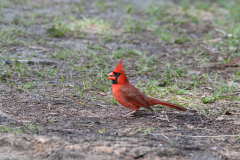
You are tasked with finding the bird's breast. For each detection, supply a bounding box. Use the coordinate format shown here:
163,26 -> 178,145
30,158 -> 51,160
112,84 -> 120,97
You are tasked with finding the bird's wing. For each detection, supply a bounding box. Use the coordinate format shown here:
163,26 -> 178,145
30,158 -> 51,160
120,84 -> 149,108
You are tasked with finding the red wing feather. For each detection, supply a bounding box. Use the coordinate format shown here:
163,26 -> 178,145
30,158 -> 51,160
120,84 -> 153,111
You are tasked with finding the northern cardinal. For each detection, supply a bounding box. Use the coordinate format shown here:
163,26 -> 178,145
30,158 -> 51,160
107,60 -> 187,116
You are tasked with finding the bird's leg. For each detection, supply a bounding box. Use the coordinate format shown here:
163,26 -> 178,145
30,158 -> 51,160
125,109 -> 135,114
123,110 -> 137,117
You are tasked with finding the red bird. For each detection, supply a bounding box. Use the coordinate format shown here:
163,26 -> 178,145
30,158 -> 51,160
107,60 -> 187,116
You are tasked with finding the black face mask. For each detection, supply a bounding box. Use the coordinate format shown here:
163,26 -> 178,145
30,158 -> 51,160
112,72 -> 120,84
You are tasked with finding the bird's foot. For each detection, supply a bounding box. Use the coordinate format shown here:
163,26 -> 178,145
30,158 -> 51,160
122,110 -> 137,117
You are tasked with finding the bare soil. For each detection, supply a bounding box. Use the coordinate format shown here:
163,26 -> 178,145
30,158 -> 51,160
0,0 -> 240,160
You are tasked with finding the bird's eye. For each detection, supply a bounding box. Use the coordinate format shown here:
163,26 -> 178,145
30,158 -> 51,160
116,73 -> 120,76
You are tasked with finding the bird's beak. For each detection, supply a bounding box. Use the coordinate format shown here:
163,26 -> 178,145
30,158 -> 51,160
107,72 -> 116,80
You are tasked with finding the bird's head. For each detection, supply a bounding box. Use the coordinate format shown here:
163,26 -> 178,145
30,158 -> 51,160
107,60 -> 129,85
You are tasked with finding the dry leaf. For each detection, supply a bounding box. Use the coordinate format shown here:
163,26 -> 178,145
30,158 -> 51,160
215,116 -> 225,121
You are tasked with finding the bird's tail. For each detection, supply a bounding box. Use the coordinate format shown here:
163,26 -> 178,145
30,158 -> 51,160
148,98 -> 187,111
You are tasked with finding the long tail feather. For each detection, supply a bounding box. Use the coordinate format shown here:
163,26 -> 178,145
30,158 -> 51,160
148,98 -> 187,111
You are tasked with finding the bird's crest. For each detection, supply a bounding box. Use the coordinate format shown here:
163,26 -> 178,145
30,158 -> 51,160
113,60 -> 124,73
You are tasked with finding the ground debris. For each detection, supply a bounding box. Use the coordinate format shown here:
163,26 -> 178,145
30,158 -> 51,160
0,0 -> 240,159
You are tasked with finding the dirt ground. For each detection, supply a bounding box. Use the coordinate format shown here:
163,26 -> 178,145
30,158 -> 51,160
1,0 -> 240,159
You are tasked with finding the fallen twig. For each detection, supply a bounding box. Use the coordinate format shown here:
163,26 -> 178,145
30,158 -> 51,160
159,133 -> 240,138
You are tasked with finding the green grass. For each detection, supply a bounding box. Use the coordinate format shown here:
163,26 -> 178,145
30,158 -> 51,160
0,0 -> 240,118
0,123 -> 43,134
0,28 -> 22,47
0,125 -> 12,133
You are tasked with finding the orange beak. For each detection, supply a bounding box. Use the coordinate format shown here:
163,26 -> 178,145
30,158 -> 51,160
107,72 -> 116,80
